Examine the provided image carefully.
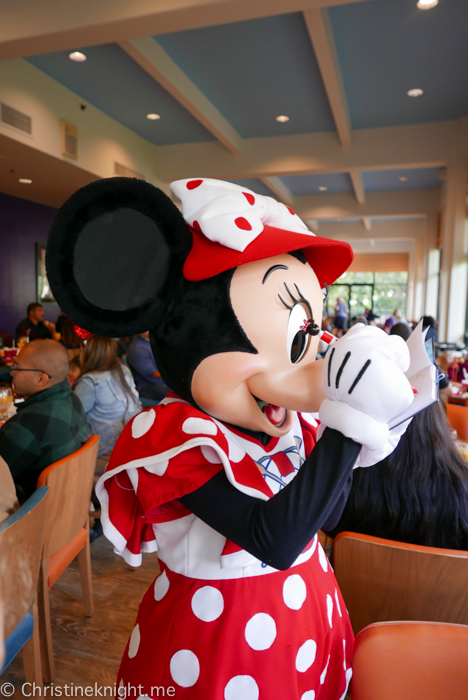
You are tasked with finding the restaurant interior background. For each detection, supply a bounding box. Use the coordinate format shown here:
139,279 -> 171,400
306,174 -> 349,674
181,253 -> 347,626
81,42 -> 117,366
0,0 -> 467,342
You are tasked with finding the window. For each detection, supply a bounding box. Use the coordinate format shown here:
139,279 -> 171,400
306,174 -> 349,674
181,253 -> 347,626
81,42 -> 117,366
327,271 -> 408,320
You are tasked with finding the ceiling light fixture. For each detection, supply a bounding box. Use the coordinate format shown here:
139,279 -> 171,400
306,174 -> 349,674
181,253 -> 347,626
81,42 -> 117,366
276,115 -> 290,123
318,186 -> 328,191
407,88 -> 423,97
18,178 -> 32,184
146,113 -> 161,120
417,0 -> 438,9
399,176 -> 408,181
69,51 -> 87,62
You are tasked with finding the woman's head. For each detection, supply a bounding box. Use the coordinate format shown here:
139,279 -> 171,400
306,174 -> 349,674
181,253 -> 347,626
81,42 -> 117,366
80,335 -> 118,375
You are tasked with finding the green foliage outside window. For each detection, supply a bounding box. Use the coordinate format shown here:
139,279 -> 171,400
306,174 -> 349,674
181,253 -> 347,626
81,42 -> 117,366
326,271 -> 408,320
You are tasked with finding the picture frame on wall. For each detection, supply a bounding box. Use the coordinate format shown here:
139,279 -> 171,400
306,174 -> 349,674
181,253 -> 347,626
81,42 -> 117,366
36,242 -> 56,303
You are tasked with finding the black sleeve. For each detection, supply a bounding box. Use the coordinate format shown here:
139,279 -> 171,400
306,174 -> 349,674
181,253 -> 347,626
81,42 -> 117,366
179,427 -> 361,570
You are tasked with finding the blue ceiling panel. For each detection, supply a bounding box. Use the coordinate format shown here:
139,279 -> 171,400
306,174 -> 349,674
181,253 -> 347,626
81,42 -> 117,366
155,14 -> 336,138
230,179 -> 275,197
280,173 -> 353,196
329,0 -> 468,129
363,167 -> 441,192
26,44 -> 215,145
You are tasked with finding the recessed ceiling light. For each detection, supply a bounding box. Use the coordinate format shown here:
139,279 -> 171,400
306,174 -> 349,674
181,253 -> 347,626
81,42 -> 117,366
318,186 -> 328,191
18,178 -> 32,184
146,113 -> 161,120
69,51 -> 87,62
417,0 -> 438,9
399,176 -> 408,181
276,115 -> 290,123
407,88 -> 423,97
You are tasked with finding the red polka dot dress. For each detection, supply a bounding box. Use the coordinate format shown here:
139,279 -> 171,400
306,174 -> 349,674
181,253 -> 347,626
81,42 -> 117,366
97,395 -> 354,700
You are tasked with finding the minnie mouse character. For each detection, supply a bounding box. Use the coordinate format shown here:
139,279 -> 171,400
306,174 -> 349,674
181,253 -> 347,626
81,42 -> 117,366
47,177 -> 413,700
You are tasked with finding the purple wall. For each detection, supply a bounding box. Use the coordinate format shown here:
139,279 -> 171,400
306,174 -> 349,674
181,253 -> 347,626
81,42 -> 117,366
0,191 -> 60,338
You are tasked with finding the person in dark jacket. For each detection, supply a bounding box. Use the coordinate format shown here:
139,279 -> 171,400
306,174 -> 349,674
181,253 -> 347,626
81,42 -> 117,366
126,332 -> 169,402
0,339 -> 87,499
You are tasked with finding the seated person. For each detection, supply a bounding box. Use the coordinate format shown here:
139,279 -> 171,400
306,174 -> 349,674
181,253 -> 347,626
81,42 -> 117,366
326,401 -> 468,550
74,335 -> 141,474
390,322 -> 411,341
16,303 -> 56,342
126,331 -> 169,402
0,340 -> 87,500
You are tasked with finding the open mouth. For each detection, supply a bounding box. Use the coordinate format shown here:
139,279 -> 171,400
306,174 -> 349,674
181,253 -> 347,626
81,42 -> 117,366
254,396 -> 288,427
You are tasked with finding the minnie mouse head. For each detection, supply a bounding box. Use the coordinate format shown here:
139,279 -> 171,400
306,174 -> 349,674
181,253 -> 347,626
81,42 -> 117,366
47,177 -> 352,436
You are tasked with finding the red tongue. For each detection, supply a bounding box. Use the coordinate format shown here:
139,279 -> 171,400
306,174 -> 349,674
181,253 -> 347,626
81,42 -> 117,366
264,404 -> 285,425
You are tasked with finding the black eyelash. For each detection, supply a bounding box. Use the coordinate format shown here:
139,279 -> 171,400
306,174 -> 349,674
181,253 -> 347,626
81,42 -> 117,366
278,283 -> 310,311
321,282 -> 329,301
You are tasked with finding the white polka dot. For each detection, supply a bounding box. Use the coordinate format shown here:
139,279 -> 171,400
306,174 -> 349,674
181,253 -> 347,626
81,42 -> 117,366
326,594 -> 333,628
154,571 -> 170,601
224,676 -> 259,700
335,588 -> 342,617
228,440 -> 245,463
144,460 -> 169,476
132,409 -> 156,438
170,650 -> 200,687
182,417 -> 217,435
301,692 -> 315,700
283,575 -> 307,610
296,639 -> 317,672
201,445 -> 222,463
318,545 -> 328,572
128,624 -> 140,658
127,468 -> 138,492
320,655 -> 330,684
245,613 -> 276,650
191,586 -> 224,622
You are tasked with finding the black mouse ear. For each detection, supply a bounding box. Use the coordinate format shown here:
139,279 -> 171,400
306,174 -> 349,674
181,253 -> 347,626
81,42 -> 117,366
46,177 -> 192,336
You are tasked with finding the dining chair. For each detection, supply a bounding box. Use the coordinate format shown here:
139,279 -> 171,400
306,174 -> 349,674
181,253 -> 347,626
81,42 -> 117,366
352,621 -> 468,700
36,434 -> 99,682
333,531 -> 468,635
446,402 -> 468,441
0,486 -> 49,686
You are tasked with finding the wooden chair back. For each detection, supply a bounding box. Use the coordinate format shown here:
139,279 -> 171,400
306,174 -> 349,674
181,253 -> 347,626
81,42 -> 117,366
352,621 -> 468,700
0,488 -> 49,638
446,402 -> 468,441
334,531 -> 468,635
37,435 -> 99,558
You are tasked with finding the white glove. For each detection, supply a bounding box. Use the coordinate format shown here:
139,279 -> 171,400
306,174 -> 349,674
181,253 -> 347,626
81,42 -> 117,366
318,324 -> 414,452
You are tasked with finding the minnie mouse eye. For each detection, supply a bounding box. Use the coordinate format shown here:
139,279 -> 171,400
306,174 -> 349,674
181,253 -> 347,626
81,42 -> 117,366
287,303 -> 311,364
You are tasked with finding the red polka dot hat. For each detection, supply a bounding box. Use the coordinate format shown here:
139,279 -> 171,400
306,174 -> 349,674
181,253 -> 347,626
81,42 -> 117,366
171,178 -> 353,286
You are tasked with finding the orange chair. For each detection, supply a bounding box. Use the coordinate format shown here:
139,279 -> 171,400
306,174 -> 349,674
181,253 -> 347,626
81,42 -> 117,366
446,402 -> 468,441
334,531 -> 468,635
36,435 -> 99,682
352,621 -> 468,700
0,487 -> 49,687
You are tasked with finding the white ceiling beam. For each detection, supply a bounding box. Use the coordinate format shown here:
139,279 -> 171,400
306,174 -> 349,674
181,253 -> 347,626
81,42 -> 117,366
294,189 -> 441,220
259,176 -> 294,205
349,170 -> 365,204
0,0 -> 374,61
120,37 -> 242,155
303,8 -> 351,148
362,216 -> 372,231
156,121 -> 459,181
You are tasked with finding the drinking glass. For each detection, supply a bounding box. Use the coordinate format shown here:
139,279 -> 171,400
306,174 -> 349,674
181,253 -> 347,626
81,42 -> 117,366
0,387 -> 13,419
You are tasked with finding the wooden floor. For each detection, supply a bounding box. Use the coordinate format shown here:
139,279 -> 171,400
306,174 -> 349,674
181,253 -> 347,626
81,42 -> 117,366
2,534 -> 160,699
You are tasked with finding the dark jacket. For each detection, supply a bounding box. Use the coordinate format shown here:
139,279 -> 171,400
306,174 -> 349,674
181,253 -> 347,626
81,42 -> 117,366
0,379 -> 87,498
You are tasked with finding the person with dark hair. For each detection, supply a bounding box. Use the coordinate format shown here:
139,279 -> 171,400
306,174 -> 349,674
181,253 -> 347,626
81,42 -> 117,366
58,316 -> 82,350
16,303 -> 56,342
390,322 -> 411,341
74,335 -> 141,467
326,401 -> 468,550
422,315 -> 438,343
